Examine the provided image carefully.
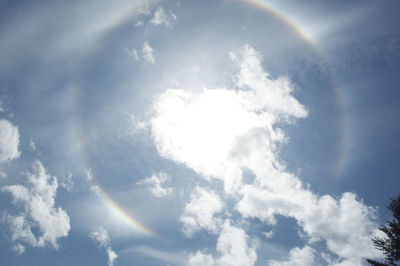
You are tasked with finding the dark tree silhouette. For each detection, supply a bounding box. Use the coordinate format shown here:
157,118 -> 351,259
366,195 -> 400,266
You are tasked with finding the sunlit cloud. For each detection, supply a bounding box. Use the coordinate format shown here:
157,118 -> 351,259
148,44 -> 381,265
137,172 -> 174,198
1,161 -> 70,253
0,119 -> 20,165
89,226 -> 118,266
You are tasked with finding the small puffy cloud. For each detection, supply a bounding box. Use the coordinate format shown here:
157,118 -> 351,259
0,119 -> 20,164
180,187 -> 224,237
188,220 -> 257,266
125,42 -> 155,64
60,173 -> 74,192
263,230 -> 275,239
90,226 -> 110,248
141,42 -> 155,64
30,138 -> 37,151
137,172 -> 173,198
150,7 -> 176,27
268,246 -> 316,266
1,161 -> 70,253
90,226 -> 118,266
135,20 -> 144,27
85,169 -> 93,181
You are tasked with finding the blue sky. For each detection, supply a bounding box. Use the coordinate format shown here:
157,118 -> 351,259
0,0 -> 399,265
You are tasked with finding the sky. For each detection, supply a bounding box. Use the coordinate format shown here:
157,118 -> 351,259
0,0 -> 399,265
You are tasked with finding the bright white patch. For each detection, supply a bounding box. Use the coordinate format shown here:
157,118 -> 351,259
150,7 -> 176,27
137,172 -> 173,197
141,42 -> 155,64
151,46 -> 306,193
188,220 -> 257,266
268,245 -> 315,266
180,187 -> 223,236
0,119 -> 20,164
90,226 -> 118,266
2,161 -> 70,253
149,45 -> 380,264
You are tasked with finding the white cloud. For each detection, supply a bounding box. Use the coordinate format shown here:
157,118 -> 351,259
0,119 -> 20,164
180,187 -> 223,236
141,42 -> 155,64
30,138 -> 37,151
135,20 -> 144,27
90,226 -> 110,248
137,172 -> 173,198
150,46 -> 306,193
236,184 -> 381,263
150,7 -> 176,27
1,161 -> 70,253
268,246 -> 315,266
263,230 -> 275,239
148,44 -> 380,264
60,173 -> 74,192
188,251 -> 215,266
187,220 -> 257,266
268,246 -> 316,266
90,226 -> 118,266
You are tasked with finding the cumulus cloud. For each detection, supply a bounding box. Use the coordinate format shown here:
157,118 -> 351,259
148,44 -> 380,265
0,119 -> 20,164
150,46 -> 306,193
1,161 -> 70,253
180,187 -> 223,236
141,42 -> 155,64
150,7 -> 176,27
137,172 -> 173,198
268,245 -> 316,266
89,226 -> 118,266
187,220 -> 257,266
